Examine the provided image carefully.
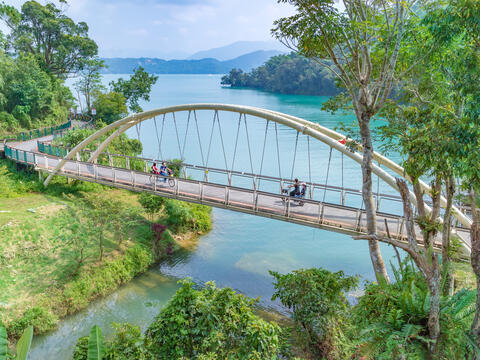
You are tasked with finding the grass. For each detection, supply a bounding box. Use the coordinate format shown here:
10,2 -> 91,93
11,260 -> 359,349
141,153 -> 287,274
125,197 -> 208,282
0,156 -> 212,339
453,261 -> 476,290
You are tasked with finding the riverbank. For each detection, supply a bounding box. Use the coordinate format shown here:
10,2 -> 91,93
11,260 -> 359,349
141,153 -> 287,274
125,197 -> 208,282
0,157 -> 212,342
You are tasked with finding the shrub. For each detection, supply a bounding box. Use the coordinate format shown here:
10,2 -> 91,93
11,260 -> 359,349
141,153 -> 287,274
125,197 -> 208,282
145,279 -> 285,359
104,323 -> 150,360
72,336 -> 88,360
61,245 -> 154,314
8,306 -> 58,338
270,268 -> 358,359
352,260 -> 476,359
163,199 -> 212,234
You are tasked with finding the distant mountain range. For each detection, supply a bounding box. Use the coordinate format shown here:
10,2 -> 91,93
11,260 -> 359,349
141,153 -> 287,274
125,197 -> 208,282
101,50 -> 283,74
187,40 -> 287,61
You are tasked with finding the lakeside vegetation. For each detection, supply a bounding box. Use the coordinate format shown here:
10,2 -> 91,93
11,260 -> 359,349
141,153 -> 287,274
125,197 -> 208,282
2,0 -> 480,359
221,53 -> 338,96
0,156 -> 212,341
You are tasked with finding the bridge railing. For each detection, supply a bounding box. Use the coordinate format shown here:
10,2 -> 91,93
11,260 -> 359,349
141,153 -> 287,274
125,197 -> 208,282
4,145 -> 470,255
35,140 -> 406,216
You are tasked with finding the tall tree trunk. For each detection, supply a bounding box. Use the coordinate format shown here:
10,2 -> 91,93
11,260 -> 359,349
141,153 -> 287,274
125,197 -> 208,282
469,189 -> 480,356
359,111 -> 389,283
397,178 -> 441,355
442,175 -> 455,296
427,264 -> 441,356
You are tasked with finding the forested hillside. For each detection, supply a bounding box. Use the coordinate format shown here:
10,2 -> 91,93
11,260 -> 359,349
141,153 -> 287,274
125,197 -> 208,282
101,50 -> 282,74
221,53 -> 339,96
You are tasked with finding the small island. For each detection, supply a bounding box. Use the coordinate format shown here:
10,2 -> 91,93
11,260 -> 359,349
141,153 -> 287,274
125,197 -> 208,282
221,53 -> 339,96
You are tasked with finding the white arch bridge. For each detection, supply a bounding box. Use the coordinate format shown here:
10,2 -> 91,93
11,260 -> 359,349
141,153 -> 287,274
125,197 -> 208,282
3,104 -> 472,257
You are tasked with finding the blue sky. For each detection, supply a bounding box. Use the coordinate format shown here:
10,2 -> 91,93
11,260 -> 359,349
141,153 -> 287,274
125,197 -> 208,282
4,0 -> 296,58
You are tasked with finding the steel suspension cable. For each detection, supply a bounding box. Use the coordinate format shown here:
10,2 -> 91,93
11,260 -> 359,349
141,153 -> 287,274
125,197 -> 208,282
258,120 -> 269,176
230,113 -> 242,171
376,161 -> 381,211
135,123 -> 142,156
153,116 -> 163,160
243,114 -> 254,175
172,112 -> 182,159
215,110 -> 230,171
257,120 -> 270,190
322,147 -> 333,204
180,110 -> 191,160
159,114 -> 166,160
193,110 -> 205,167
274,122 -> 282,179
290,131 -> 299,180
341,152 -> 344,189
307,135 -> 312,199
205,110 -> 217,167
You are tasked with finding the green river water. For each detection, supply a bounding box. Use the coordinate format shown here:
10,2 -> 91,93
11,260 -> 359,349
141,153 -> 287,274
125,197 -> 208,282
30,74 -> 402,359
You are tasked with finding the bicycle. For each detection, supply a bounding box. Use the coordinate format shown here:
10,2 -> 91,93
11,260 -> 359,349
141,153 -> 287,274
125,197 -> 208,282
149,170 -> 175,187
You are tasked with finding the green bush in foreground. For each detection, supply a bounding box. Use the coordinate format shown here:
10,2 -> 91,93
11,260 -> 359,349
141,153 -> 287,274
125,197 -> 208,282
352,260 -> 476,359
74,280 -> 287,360
270,268 -> 358,359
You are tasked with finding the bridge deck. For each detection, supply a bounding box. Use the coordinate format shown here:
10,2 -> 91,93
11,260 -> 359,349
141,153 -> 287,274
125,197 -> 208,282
2,135 -> 471,257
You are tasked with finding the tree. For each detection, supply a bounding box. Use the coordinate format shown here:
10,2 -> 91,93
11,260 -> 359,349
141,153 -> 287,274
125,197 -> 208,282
424,1 -> 480,352
109,66 -> 158,113
272,0 -> 426,282
74,57 -> 105,114
0,1 -> 98,77
0,52 -> 73,129
92,91 -> 128,125
145,279 -> 285,359
138,193 -> 164,221
270,268 -> 358,359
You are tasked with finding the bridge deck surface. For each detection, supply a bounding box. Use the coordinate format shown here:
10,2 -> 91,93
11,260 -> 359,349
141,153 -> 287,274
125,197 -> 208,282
3,133 -> 472,256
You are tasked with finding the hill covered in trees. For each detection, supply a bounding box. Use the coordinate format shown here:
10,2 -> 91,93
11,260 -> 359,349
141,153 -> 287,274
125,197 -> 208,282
101,50 -> 283,74
221,53 -> 339,96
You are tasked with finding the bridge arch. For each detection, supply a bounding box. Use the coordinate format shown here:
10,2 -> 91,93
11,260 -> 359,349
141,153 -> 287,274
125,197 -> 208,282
43,104 -> 471,232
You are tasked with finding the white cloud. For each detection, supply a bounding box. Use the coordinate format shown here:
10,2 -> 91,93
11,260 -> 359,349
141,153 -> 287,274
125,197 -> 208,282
2,0 -> 297,58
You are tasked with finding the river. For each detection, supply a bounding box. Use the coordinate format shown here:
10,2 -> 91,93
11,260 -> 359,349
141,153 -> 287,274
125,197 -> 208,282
30,74 -> 401,359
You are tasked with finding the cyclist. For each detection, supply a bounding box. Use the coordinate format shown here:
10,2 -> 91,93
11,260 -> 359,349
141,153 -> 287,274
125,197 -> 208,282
289,178 -> 300,197
159,162 -> 172,183
151,162 -> 160,175
300,182 -> 307,197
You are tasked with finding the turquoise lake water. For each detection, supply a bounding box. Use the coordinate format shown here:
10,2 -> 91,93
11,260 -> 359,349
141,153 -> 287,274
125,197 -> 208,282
30,74 -> 402,359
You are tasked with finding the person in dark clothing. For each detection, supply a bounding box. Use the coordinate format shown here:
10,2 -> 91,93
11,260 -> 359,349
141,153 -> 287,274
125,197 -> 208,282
290,178 -> 300,197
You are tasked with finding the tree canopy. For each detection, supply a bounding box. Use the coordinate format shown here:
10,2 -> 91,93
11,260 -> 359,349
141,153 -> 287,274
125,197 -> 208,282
221,53 -> 338,96
0,1 -> 97,77
109,66 -> 158,113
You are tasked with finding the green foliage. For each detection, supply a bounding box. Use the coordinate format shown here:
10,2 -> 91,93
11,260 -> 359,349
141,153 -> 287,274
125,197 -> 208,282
8,306 -> 57,339
0,53 -> 72,133
74,57 -> 105,113
221,53 -> 338,95
109,66 -> 158,113
270,268 -> 358,359
55,126 -> 142,159
88,325 -> 104,360
0,325 -> 6,360
60,244 -> 154,314
15,325 -> 33,360
103,323 -> 150,360
163,199 -> 212,234
145,279 -> 285,359
73,336 -> 89,360
138,193 -> 164,221
1,0 -> 98,77
352,260 -> 476,359
92,91 -> 128,125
